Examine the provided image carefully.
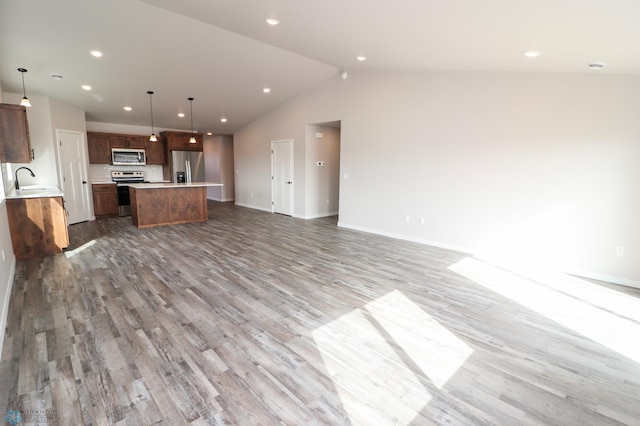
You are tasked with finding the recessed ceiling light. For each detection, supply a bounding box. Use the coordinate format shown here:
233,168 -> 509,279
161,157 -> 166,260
178,113 -> 185,118
90,50 -> 103,58
207,132 -> 213,136
220,117 -> 228,123
123,106 -> 132,111
587,62 -> 607,70
266,18 -> 280,26
81,85 -> 92,91
524,51 -> 542,58
356,55 -> 367,62
50,73 -> 63,80
263,87 -> 271,93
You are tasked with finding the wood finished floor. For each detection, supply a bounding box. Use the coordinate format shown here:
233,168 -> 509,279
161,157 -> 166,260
1,201 -> 639,425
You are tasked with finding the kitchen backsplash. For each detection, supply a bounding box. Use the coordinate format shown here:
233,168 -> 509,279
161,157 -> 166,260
89,164 -> 164,183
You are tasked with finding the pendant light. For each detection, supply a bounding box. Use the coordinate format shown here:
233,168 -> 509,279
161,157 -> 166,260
147,91 -> 157,142
188,97 -> 196,144
17,68 -> 31,107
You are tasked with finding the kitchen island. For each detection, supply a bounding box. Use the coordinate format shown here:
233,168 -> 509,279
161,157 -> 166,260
128,182 -> 222,228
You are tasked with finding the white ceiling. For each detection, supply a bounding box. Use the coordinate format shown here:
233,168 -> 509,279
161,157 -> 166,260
1,0 -> 639,134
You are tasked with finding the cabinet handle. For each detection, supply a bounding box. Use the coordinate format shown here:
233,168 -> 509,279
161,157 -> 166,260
31,148 -> 35,160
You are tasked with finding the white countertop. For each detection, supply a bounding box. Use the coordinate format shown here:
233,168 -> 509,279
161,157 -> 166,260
6,185 -> 64,199
128,182 -> 223,189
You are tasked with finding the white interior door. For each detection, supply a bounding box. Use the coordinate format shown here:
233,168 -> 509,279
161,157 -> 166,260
272,139 -> 293,216
57,130 -> 92,224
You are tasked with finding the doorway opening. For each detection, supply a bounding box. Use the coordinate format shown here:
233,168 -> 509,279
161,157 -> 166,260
305,121 -> 341,221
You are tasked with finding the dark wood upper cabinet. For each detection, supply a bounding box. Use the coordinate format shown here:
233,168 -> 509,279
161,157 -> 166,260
87,132 -> 111,164
145,137 -> 166,165
87,132 -> 158,164
110,135 -> 146,149
0,103 -> 32,163
161,131 -> 203,152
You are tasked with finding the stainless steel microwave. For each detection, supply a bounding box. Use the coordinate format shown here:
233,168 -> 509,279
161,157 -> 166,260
112,148 -> 146,165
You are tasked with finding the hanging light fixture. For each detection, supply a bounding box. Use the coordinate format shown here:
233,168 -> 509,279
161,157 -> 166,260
147,91 -> 157,142
188,97 -> 196,143
17,68 -> 31,107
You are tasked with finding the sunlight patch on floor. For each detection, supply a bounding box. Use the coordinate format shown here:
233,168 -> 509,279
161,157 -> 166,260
312,290 -> 472,424
366,290 -> 473,388
64,239 -> 96,258
449,257 -> 640,363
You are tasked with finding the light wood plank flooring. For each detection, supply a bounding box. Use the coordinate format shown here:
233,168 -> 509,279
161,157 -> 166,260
1,201 -> 639,425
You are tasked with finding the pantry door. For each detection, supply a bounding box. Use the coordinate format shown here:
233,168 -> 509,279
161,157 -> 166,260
57,130 -> 92,224
271,139 -> 293,216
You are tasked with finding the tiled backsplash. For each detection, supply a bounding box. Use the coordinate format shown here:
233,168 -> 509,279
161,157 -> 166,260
89,164 -> 164,183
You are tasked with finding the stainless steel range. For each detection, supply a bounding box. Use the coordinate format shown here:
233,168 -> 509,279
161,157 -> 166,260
111,171 -> 147,217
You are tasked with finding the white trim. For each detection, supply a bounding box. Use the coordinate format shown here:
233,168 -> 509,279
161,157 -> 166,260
301,211 -> 339,220
234,202 -> 273,213
0,255 -> 16,363
337,221 -> 471,254
568,270 -> 640,289
338,221 -> 640,290
207,196 -> 236,202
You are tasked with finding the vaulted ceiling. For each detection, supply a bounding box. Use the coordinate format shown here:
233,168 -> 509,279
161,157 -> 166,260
1,0 -> 638,135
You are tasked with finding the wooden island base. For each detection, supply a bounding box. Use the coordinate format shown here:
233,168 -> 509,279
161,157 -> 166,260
130,186 -> 208,228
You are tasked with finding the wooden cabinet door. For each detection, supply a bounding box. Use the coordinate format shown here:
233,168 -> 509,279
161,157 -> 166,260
92,184 -> 118,216
145,137 -> 166,164
7,196 -> 69,259
0,103 -> 32,163
126,136 -> 147,149
110,135 -> 146,149
87,132 -> 112,164
161,131 -> 203,152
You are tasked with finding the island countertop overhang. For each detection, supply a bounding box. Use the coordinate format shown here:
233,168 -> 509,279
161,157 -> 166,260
128,182 -> 223,189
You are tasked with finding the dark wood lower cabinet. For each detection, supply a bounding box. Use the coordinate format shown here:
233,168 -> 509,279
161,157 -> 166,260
130,186 -> 207,228
6,196 -> 69,259
92,183 -> 118,217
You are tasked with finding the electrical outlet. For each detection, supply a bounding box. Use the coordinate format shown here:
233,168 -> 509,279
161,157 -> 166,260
616,246 -> 624,256
405,215 -> 410,222
1,249 -> 5,262
420,217 -> 425,225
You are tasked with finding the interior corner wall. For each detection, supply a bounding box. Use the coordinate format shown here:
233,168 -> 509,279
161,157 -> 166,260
204,135 -> 235,202
237,69 -> 640,287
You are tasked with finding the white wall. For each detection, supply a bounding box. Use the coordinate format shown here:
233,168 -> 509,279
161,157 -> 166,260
204,135 -> 235,202
234,70 -> 640,287
305,124 -> 340,218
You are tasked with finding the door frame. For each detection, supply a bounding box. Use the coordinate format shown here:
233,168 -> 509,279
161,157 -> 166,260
55,129 -> 93,223
271,139 -> 294,216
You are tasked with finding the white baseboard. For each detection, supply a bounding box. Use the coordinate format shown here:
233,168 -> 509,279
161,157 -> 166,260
337,221 -> 471,254
207,197 -> 235,202
234,202 -> 273,213
302,211 -> 339,220
0,255 -> 16,363
568,269 -> 640,289
337,221 -> 640,290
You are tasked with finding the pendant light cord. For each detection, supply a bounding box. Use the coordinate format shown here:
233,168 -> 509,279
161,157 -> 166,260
148,91 -> 155,134
189,97 -> 194,133
21,72 -> 26,97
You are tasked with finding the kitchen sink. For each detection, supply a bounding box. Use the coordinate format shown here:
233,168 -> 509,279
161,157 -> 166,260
8,185 -> 63,199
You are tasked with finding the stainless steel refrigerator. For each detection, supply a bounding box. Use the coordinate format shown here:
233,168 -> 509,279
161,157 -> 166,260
170,150 -> 205,183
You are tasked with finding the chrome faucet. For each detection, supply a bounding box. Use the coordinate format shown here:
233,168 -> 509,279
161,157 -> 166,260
14,167 -> 35,190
